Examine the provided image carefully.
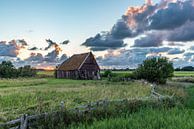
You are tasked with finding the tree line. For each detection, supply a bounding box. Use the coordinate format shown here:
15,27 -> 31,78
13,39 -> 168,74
0,61 -> 36,78
175,66 -> 194,71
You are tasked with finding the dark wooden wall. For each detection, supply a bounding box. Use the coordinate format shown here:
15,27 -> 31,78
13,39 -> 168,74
56,70 -> 100,80
56,53 -> 100,80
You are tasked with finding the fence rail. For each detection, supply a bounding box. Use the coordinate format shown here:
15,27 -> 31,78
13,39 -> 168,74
0,85 -> 173,129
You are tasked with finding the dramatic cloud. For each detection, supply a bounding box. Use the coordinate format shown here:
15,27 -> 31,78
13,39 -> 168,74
2,0 -> 194,69
83,0 -> 194,51
45,39 -> 58,50
82,32 -> 127,51
149,0 -> 194,30
25,53 -> 44,63
0,40 -> 25,57
133,32 -> 164,47
17,39 -> 28,46
111,19 -> 133,39
167,21 -> 194,42
97,46 -> 190,68
97,49 -> 149,68
60,54 -> 68,62
0,38 -> 69,69
44,50 -> 59,62
45,39 -> 62,56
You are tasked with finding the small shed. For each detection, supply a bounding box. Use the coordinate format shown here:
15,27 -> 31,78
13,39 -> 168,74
56,52 -> 101,80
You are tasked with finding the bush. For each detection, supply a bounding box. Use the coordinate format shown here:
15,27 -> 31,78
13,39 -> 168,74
0,61 -> 36,78
0,61 -> 18,78
102,70 -> 113,77
18,65 -> 36,77
133,57 -> 174,84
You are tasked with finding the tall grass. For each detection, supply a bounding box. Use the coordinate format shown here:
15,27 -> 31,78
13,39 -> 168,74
0,78 -> 151,122
70,108 -> 194,129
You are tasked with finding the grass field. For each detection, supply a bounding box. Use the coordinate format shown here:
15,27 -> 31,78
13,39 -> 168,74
0,78 -> 151,122
37,70 -> 54,76
70,85 -> 194,129
70,108 -> 194,129
36,70 -> 194,77
1,70 -> 194,128
174,71 -> 194,77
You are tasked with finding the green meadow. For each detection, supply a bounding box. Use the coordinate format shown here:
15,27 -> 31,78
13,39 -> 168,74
70,108 -> 194,129
1,71 -> 194,129
37,70 -> 194,77
0,78 -> 151,122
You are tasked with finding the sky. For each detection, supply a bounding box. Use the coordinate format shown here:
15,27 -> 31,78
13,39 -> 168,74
1,0 -> 194,69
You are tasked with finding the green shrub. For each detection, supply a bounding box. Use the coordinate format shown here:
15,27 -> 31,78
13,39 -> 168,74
133,57 -> 174,84
102,70 -> 113,77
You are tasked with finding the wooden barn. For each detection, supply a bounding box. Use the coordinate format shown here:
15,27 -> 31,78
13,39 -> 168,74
56,52 -> 101,80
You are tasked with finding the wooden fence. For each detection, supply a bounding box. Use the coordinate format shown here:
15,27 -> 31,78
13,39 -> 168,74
0,85 -> 174,129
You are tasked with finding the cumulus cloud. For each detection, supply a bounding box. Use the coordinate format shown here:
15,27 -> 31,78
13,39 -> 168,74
45,39 -> 58,50
0,40 -> 23,57
60,54 -> 68,62
149,0 -> 194,30
167,21 -> 194,42
44,50 -> 59,62
83,0 -> 194,50
0,38 -> 69,69
133,32 -> 164,47
97,46 -> 189,68
97,49 -> 149,68
110,19 -> 133,39
25,53 -> 44,63
82,32 -> 127,51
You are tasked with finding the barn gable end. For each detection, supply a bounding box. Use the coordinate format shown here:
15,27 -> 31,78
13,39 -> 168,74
56,52 -> 100,80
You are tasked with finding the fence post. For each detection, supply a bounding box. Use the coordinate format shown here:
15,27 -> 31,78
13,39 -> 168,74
87,103 -> 91,111
20,115 -> 24,129
103,98 -> 108,111
20,114 -> 28,129
61,101 -> 65,112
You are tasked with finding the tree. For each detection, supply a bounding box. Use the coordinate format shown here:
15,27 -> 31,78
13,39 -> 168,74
0,61 -> 36,78
133,57 -> 174,84
0,61 -> 18,78
103,70 -> 113,77
181,66 -> 194,71
18,65 -> 36,77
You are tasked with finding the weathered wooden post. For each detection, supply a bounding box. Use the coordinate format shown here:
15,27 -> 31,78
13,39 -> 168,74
20,115 -> 25,129
103,98 -> 108,111
87,103 -> 91,111
61,101 -> 65,112
20,114 -> 28,129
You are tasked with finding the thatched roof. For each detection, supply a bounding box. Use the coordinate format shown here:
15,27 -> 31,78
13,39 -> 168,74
57,52 -> 91,71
